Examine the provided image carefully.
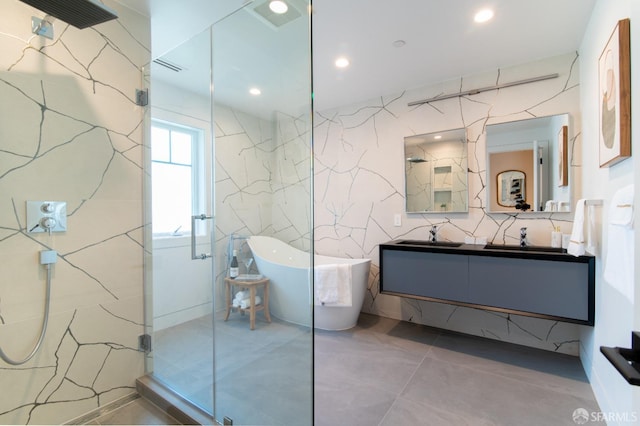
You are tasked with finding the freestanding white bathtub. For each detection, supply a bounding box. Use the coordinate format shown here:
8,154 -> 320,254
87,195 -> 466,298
246,236 -> 371,330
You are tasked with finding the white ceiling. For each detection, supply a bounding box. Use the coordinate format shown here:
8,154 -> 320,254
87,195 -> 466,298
116,0 -> 597,113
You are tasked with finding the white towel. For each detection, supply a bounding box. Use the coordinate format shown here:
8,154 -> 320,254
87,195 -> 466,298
314,263 -> 352,307
608,184 -> 634,227
234,290 -> 250,301
239,296 -> 261,310
567,199 -> 586,256
604,184 -> 634,302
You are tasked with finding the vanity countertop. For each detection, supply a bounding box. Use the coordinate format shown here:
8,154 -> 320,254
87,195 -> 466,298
381,239 -> 595,262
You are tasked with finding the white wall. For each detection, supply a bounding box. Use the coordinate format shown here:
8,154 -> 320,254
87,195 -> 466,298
578,0 -> 640,421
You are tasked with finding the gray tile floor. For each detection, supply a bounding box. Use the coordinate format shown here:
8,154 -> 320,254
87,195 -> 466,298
153,311 -> 312,425
112,312 -> 600,426
314,313 -> 601,426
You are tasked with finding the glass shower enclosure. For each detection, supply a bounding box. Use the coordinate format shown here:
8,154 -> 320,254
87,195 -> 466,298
143,1 -> 312,424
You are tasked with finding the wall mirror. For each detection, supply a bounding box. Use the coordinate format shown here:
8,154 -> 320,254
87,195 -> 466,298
486,113 -> 571,213
404,128 -> 468,213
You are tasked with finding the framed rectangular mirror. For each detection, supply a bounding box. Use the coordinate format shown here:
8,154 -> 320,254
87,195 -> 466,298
486,114 -> 571,213
404,128 -> 468,213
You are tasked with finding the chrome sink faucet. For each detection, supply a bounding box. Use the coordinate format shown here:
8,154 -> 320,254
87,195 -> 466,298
520,227 -> 527,247
430,225 -> 437,242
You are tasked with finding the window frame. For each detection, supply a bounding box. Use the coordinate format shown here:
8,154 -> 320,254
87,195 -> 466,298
150,119 -> 206,238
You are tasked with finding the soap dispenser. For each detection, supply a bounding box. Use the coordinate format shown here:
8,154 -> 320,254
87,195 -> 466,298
551,226 -> 562,248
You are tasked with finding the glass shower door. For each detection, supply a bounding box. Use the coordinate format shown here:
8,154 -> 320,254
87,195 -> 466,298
144,0 -> 313,423
210,1 -> 313,424
146,27 -> 216,414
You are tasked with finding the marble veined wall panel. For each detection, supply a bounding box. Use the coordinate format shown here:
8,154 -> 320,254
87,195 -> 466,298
271,111 -> 313,252
0,0 -> 149,423
314,53 -> 583,355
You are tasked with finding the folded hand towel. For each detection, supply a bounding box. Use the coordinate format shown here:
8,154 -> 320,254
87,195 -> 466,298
567,199 -> 586,256
239,296 -> 261,310
314,263 -> 352,306
234,290 -> 250,301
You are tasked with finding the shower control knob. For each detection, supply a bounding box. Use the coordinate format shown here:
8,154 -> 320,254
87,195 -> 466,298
26,200 -> 67,233
41,203 -> 55,213
40,217 -> 57,230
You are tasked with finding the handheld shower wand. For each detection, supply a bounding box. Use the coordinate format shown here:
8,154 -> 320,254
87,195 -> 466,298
0,250 -> 56,365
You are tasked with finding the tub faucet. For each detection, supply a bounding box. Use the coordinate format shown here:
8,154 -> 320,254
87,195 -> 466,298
520,227 -> 527,247
430,225 -> 437,242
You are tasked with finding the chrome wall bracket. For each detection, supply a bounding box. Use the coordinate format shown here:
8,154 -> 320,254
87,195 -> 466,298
138,334 -> 152,353
32,16 -> 54,39
135,88 -> 148,106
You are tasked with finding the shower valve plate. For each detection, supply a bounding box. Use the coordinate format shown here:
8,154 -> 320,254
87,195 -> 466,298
26,201 -> 67,233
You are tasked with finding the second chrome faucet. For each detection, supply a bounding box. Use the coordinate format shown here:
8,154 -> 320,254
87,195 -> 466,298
430,225 -> 438,242
520,227 -> 527,247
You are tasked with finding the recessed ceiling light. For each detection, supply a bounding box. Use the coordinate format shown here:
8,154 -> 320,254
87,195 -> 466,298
434,135 -> 442,140
392,40 -> 406,48
269,0 -> 288,14
335,57 -> 350,68
474,9 -> 494,23
249,87 -> 261,96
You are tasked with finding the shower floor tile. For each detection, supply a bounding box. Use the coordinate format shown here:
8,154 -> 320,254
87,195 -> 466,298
151,311 -> 312,424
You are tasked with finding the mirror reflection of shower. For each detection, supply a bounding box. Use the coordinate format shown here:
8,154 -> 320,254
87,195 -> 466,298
404,128 -> 468,213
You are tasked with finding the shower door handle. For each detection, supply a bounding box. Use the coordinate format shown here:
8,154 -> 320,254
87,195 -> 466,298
191,214 -> 212,260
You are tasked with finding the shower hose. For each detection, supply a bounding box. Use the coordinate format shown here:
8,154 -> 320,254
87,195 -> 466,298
0,262 -> 52,366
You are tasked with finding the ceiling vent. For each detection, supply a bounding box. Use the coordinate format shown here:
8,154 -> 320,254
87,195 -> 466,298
152,58 -> 183,72
250,1 -> 302,29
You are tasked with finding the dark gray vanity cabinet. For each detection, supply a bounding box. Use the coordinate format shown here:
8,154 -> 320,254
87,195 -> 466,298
468,256 -> 590,322
379,241 -> 595,325
381,249 -> 469,303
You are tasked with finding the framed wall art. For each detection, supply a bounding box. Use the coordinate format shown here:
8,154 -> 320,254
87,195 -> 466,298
599,18 -> 631,167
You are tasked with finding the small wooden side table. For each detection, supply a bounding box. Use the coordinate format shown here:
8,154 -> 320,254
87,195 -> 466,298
224,276 -> 271,330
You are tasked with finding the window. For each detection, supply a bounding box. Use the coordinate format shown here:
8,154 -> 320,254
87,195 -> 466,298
151,120 -> 204,236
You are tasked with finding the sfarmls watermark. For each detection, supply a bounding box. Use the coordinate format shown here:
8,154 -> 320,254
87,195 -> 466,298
573,408 -> 638,424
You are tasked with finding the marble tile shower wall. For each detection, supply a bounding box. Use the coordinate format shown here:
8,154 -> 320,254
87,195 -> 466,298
314,52 -> 583,355
271,111 -> 313,251
214,106 -> 311,310
0,1 -> 149,424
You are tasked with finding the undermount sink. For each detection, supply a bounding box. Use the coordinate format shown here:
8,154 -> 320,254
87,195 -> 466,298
396,240 -> 463,247
483,244 -> 565,253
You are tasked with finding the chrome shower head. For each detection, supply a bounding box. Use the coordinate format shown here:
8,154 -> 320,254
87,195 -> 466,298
19,0 -> 118,29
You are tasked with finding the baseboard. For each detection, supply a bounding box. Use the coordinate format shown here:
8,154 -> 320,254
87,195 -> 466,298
65,393 -> 140,425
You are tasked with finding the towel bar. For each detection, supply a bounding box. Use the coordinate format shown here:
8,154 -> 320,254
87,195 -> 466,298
600,331 -> 640,385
